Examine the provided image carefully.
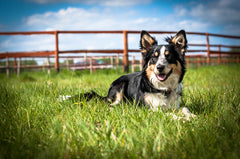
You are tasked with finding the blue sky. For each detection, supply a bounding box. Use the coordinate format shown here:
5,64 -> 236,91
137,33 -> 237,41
1,0 -> 239,34
0,0 -> 240,55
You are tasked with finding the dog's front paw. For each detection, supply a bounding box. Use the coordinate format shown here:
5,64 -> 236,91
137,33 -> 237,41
181,107 -> 196,120
57,95 -> 72,102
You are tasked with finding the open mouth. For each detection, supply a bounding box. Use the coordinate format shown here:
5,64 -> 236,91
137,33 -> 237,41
156,69 -> 173,82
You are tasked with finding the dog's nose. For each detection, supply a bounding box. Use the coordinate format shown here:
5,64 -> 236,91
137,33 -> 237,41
157,65 -> 165,72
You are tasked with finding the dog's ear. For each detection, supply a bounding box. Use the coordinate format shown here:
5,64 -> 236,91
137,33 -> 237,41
140,31 -> 157,55
171,30 -> 187,55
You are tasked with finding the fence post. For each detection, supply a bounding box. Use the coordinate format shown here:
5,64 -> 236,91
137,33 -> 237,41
206,32 -> 210,65
17,58 -> 21,77
132,55 -> 135,72
186,56 -> 189,68
42,61 -> 45,72
197,56 -> 200,67
123,30 -> 129,72
66,58 -> 69,71
111,56 -> 113,68
14,57 -> 17,74
116,53 -> 119,69
6,57 -> 9,77
47,56 -> 50,75
218,45 -> 221,65
84,53 -> 87,69
55,30 -> 59,72
90,58 -> 93,74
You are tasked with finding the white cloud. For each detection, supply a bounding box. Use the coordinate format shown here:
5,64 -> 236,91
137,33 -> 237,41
0,35 -> 54,52
189,3 -> 240,24
26,0 -> 153,6
101,0 -> 152,7
24,7 -> 136,30
174,0 -> 240,35
24,7 -> 196,34
0,6 -> 219,56
178,20 -> 210,32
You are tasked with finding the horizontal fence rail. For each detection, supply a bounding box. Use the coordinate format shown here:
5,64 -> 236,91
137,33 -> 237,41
0,30 -> 239,76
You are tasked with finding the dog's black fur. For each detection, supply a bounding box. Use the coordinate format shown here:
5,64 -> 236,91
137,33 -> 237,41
71,30 -> 188,111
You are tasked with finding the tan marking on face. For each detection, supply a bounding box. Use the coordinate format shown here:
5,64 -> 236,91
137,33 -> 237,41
146,62 -> 155,80
141,50 -> 147,54
180,48 -> 185,54
165,51 -> 169,56
154,52 -> 159,57
169,61 -> 182,78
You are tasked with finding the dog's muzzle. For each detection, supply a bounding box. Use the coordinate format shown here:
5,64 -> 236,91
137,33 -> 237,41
155,64 -> 172,81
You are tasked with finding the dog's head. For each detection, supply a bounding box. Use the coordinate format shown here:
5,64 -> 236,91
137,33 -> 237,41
140,30 -> 187,90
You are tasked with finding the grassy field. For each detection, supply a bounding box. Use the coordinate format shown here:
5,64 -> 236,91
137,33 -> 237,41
0,65 -> 240,159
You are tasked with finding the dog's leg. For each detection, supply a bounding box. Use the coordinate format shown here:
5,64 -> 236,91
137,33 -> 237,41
166,108 -> 196,121
181,107 -> 196,120
109,89 -> 124,106
106,81 -> 126,107
58,91 -> 106,102
72,91 -> 106,101
58,95 -> 72,101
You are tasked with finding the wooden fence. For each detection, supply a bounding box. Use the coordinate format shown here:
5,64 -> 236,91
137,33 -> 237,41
0,30 -> 239,76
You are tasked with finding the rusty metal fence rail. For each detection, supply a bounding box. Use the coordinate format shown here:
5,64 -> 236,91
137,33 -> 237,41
0,30 -> 239,76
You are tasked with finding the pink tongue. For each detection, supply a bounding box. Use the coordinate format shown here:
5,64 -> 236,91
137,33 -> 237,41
157,74 -> 166,81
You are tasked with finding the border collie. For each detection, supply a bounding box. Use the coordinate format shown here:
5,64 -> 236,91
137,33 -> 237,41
60,30 -> 195,119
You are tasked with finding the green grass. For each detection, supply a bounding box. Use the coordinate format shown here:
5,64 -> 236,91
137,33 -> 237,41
0,65 -> 240,159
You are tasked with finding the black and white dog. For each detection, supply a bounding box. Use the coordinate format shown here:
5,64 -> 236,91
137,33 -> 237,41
61,30 -> 195,118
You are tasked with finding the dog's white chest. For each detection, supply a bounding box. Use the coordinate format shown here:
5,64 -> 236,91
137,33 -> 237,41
144,93 -> 167,111
144,84 -> 182,111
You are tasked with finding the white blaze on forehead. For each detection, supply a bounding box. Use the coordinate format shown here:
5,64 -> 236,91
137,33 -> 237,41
160,46 -> 166,56
156,46 -> 167,65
